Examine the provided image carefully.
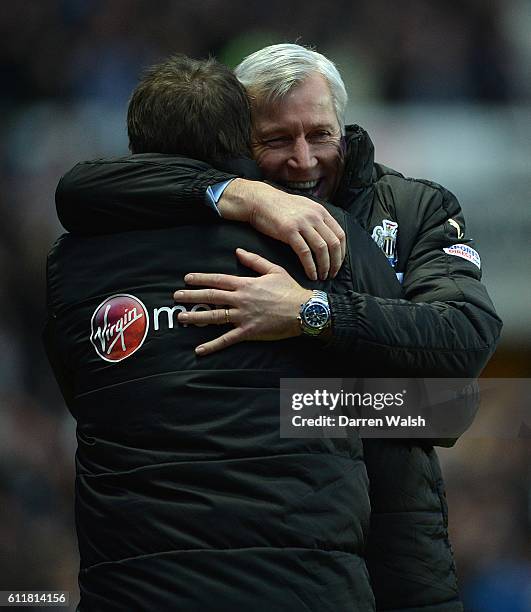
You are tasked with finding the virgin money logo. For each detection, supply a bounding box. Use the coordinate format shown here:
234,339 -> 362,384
90,294 -> 149,362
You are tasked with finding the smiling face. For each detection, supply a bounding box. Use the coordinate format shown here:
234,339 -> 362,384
250,74 -> 344,200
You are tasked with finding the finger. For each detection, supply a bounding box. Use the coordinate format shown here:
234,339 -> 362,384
300,226 -> 330,281
235,248 -> 283,275
174,288 -> 234,304
281,234 -> 317,281
177,308 -> 237,326
322,214 -> 347,265
183,272 -> 242,290
314,220 -> 344,279
195,328 -> 245,356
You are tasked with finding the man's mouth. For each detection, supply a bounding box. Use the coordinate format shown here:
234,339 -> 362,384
283,179 -> 322,196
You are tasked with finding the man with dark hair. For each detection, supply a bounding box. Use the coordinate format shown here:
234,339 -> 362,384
55,44 -> 502,612
127,55 -> 252,160
46,53 -> 404,611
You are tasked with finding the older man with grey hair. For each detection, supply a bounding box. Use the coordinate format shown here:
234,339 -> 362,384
57,44 -> 501,611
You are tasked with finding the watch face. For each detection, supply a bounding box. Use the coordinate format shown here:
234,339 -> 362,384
304,303 -> 329,328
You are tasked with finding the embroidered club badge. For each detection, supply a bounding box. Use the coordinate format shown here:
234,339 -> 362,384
372,219 -> 398,267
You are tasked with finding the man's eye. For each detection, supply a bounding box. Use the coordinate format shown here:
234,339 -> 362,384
310,131 -> 332,142
264,137 -> 290,147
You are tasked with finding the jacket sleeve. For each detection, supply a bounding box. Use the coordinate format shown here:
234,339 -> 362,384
56,154 -> 237,233
326,184 -> 502,378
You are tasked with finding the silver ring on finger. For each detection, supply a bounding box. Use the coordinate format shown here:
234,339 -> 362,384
224,308 -> 231,325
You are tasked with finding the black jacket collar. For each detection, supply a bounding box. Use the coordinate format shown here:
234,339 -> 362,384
333,125 -> 376,223
215,157 -> 263,180
340,125 -> 375,190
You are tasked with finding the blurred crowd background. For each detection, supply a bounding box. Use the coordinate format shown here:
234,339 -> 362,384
1,1 -> 530,610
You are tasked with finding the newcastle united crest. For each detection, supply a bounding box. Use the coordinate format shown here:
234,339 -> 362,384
372,219 -> 398,267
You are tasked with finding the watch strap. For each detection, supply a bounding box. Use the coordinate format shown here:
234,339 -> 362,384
299,290 -> 331,337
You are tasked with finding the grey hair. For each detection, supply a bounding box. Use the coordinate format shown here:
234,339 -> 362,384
234,43 -> 348,131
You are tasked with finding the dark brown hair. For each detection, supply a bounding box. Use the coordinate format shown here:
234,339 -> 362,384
127,54 -> 252,161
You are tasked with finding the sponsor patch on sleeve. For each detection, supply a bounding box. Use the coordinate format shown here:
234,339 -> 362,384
443,244 -> 481,269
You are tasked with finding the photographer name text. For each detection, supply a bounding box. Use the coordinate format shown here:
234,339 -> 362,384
291,415 -> 426,428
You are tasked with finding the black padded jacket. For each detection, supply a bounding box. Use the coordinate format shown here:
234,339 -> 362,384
45,202 -> 407,611
54,127 -> 502,611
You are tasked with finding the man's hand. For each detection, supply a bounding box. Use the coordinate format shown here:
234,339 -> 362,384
173,248 -> 313,356
218,179 -> 345,281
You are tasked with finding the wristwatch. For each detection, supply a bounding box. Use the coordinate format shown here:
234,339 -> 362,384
298,290 -> 331,336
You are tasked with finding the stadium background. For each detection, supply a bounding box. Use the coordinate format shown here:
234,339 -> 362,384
0,1 -> 529,610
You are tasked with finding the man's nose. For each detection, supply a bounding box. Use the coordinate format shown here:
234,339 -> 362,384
287,139 -> 317,170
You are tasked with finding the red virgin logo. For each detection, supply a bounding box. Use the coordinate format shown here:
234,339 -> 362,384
90,294 -> 149,362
